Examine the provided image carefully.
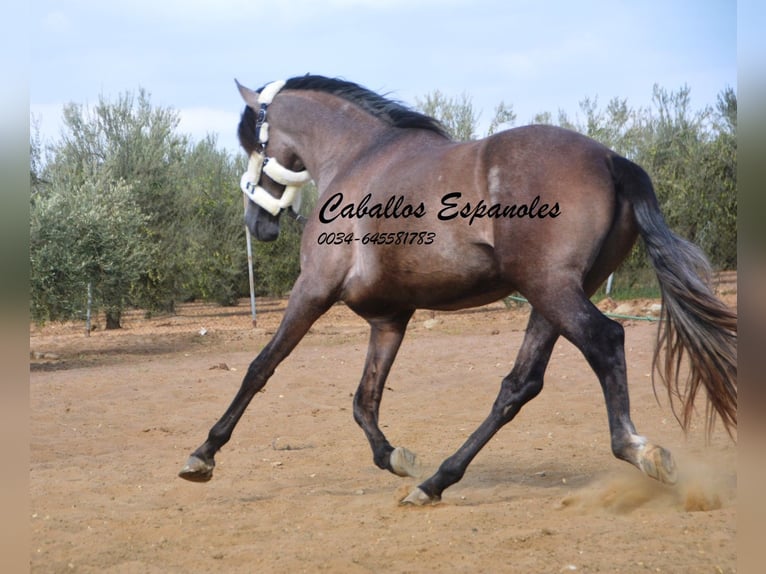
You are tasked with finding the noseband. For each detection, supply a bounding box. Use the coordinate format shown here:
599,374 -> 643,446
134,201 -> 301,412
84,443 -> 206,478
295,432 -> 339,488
239,80 -> 311,219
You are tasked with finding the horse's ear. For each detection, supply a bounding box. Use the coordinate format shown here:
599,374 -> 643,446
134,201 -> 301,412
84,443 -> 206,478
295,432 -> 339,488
235,79 -> 261,109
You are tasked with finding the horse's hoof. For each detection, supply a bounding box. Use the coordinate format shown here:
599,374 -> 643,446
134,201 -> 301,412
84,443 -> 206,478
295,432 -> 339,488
399,487 -> 440,506
390,447 -> 422,478
638,444 -> 677,485
178,455 -> 215,482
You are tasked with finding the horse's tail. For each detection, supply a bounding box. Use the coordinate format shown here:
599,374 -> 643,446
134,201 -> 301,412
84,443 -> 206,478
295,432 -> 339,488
610,154 -> 737,438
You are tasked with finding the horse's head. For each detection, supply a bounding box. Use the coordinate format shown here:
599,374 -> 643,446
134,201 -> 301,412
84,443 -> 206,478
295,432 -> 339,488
236,80 -> 309,242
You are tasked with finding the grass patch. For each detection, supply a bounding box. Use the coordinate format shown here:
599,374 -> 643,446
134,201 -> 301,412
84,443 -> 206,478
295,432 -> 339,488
592,268 -> 660,301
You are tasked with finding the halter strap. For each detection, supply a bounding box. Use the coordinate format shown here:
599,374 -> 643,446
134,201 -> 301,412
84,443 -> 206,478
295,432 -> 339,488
254,80 -> 284,147
240,80 -> 311,217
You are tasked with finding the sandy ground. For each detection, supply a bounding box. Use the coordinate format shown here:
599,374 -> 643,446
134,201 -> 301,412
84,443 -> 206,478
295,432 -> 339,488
30,275 -> 737,573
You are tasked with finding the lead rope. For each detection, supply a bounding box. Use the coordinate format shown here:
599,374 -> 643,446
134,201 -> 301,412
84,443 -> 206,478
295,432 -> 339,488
239,80 -> 312,218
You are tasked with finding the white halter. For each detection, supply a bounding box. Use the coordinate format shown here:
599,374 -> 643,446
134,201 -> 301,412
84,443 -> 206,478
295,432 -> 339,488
239,80 -> 312,216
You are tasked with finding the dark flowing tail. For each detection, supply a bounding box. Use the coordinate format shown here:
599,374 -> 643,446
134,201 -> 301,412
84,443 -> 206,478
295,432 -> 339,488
611,155 -> 737,437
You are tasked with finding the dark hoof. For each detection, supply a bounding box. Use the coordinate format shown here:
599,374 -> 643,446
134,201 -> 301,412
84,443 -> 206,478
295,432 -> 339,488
178,455 -> 215,482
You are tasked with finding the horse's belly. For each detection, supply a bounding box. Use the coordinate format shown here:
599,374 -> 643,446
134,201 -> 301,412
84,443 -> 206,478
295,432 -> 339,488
425,285 -> 514,311
342,242 -> 511,313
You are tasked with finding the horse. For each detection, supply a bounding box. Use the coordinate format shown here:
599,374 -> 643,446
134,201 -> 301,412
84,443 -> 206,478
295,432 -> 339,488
179,75 -> 737,505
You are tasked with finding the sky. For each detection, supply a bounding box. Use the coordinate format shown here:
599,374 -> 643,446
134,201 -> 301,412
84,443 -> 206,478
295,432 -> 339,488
29,0 -> 739,155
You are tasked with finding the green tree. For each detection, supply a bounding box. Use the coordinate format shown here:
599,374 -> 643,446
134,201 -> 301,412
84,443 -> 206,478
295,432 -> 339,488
634,85 -> 711,248
178,136 -> 249,305
608,86 -> 735,288
417,90 -> 520,140
43,89 -> 189,322
416,90 -> 479,141
52,89 -> 188,311
692,87 -> 737,268
30,119 -> 46,194
576,96 -> 642,158
30,175 -> 150,326
532,110 -> 554,125
487,101 -> 517,135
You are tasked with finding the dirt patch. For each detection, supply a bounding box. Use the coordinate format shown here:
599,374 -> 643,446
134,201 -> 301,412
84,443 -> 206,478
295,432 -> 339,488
30,278 -> 737,573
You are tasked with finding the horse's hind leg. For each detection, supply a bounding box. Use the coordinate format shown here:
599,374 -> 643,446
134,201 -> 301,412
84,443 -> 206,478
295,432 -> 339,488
403,310 -> 559,504
354,311 -> 421,477
403,287 -> 678,505
539,286 -> 678,485
179,287 -> 333,482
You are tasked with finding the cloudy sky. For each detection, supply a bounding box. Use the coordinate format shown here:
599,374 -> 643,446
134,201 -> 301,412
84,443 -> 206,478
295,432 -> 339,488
29,0 -> 739,154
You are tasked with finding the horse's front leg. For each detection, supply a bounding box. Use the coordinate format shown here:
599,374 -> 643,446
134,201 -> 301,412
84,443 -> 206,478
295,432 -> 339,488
179,290 -> 333,482
353,311 -> 421,478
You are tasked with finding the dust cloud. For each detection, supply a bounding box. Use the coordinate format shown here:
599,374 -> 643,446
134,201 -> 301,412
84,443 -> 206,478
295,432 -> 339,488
559,455 -> 734,515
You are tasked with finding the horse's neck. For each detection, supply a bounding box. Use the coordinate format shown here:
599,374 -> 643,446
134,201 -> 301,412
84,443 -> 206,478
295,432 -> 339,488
271,93 -> 392,188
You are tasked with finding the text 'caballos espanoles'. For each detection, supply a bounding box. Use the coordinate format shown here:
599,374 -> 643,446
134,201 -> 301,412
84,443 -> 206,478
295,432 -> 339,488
318,192 -> 561,226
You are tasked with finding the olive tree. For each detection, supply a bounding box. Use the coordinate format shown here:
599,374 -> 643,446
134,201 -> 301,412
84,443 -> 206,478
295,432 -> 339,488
30,175 -> 150,327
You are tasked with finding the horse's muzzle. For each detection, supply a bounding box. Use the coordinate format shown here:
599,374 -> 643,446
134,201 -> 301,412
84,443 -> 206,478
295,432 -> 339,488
245,202 -> 281,241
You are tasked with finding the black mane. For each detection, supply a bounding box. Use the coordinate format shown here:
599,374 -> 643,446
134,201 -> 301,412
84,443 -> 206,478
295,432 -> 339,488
268,75 -> 450,138
238,75 -> 450,154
